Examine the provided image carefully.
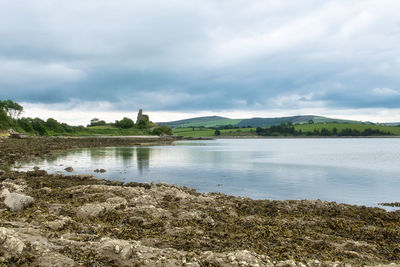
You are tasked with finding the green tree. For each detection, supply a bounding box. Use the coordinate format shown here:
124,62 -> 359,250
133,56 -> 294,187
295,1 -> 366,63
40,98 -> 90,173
17,118 -> 34,133
137,119 -> 150,129
214,129 -> 221,136
89,118 -> 106,126
152,126 -> 173,135
46,118 -> 64,132
115,117 -> 134,129
0,99 -> 23,119
0,110 -> 10,130
31,118 -> 48,136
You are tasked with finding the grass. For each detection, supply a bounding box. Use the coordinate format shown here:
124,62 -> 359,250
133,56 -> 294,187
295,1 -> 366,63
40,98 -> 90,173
53,125 -> 153,136
295,123 -> 400,135
174,123 -> 400,137
176,118 -> 242,128
173,127 -> 257,137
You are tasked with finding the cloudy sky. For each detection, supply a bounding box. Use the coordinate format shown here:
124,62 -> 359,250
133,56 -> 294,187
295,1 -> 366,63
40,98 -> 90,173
1,0 -> 400,124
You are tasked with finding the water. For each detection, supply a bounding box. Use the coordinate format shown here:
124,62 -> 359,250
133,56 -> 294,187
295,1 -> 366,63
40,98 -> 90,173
16,138 -> 400,208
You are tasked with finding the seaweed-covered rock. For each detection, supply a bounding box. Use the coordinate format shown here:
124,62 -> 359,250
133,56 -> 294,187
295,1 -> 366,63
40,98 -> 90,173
0,227 -> 25,255
76,203 -> 106,218
45,216 -> 72,231
3,191 -> 34,211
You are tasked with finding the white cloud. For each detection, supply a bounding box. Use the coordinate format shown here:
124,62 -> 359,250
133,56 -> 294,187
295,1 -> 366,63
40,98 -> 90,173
371,88 -> 400,97
2,0 -> 400,119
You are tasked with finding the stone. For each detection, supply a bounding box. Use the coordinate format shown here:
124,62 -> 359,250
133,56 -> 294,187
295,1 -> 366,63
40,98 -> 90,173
0,227 -> 25,254
4,192 -> 34,211
38,253 -> 75,267
45,217 -> 72,231
76,203 -> 105,218
0,189 -> 10,199
64,167 -> 74,172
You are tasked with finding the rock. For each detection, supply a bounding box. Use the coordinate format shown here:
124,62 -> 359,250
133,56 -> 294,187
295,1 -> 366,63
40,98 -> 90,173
37,253 -> 75,267
40,187 -> 52,193
0,189 -> 10,199
106,196 -> 127,209
1,180 -> 27,193
9,133 -> 29,139
98,238 -> 134,260
276,260 -> 297,267
0,227 -> 25,254
0,170 -> 5,176
76,203 -> 105,218
64,167 -> 74,172
94,168 -> 106,173
4,192 -> 34,211
45,217 -> 72,231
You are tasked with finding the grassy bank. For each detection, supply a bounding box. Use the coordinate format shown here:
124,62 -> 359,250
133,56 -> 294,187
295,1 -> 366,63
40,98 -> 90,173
295,123 -> 400,135
49,125 -> 153,136
174,127 -> 257,137
174,123 -> 400,137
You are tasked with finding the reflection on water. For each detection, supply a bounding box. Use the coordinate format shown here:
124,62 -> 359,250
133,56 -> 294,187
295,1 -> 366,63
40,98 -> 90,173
16,139 -> 400,208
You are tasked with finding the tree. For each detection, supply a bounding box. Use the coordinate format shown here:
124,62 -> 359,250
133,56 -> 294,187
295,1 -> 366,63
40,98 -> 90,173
0,110 -> 10,130
31,118 -> 48,136
89,118 -> 106,126
17,118 -> 34,133
137,119 -> 150,129
214,129 -> 221,136
152,126 -> 173,135
0,99 -> 23,119
46,118 -> 64,132
115,117 -> 134,129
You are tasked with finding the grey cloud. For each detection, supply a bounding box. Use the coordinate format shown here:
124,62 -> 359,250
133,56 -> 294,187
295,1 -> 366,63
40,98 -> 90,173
1,0 -> 400,112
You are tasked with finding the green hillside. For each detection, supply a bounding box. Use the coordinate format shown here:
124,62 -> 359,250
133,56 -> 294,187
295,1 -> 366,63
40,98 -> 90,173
161,115 -> 362,128
236,115 -> 360,127
173,123 -> 400,137
295,123 -> 400,135
173,127 -> 256,137
159,116 -> 242,128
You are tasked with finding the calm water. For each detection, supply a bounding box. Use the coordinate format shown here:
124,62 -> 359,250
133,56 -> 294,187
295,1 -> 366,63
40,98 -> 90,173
16,138 -> 400,208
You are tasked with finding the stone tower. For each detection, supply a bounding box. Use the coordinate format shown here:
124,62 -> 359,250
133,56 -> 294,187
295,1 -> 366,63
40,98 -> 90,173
136,109 -> 149,124
136,109 -> 143,124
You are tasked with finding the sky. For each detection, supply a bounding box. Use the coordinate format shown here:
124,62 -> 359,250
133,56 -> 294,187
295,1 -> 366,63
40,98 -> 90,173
1,0 -> 400,125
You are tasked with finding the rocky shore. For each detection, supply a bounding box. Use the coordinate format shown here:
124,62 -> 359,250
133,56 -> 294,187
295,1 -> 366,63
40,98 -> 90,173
0,137 -> 400,266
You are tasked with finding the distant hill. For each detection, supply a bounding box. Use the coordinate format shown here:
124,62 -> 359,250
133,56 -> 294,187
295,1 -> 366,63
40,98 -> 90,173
158,116 -> 242,128
159,115 -> 364,128
236,115 -> 361,128
380,122 -> 400,126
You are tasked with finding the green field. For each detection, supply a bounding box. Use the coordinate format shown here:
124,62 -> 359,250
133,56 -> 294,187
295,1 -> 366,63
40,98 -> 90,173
295,123 -> 400,135
176,118 -> 242,128
174,123 -> 400,137
173,127 -> 257,137
50,125 -> 152,136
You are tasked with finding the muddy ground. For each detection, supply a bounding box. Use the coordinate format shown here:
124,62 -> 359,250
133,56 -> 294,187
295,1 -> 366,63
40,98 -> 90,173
0,137 -> 399,266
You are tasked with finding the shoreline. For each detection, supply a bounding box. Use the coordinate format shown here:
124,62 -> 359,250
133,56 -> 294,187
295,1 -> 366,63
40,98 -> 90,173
1,137 -> 400,266
216,135 -> 400,139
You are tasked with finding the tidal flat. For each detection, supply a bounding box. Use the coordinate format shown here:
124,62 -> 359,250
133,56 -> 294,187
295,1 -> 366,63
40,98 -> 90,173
0,137 -> 400,266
